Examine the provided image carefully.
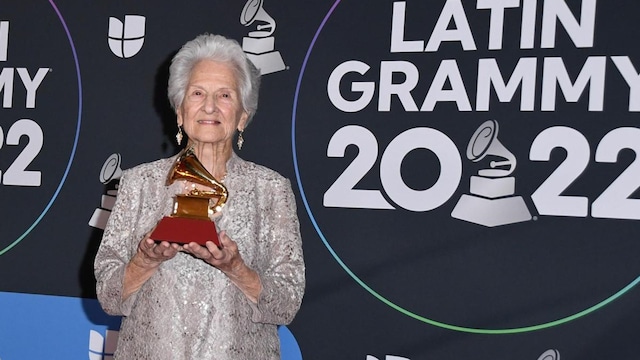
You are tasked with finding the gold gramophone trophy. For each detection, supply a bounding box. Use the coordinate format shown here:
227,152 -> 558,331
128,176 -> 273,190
150,146 -> 228,246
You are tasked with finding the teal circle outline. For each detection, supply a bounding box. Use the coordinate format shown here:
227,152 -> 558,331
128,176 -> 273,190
290,0 -> 640,334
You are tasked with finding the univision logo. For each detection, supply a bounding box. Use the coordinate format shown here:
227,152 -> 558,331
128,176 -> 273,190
88,330 -> 119,360
108,15 -> 146,59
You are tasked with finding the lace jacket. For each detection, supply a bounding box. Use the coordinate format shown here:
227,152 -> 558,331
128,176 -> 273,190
94,153 -> 305,359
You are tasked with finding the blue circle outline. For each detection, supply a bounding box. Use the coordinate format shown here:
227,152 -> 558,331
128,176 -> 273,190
0,0 -> 82,256
290,0 -> 640,334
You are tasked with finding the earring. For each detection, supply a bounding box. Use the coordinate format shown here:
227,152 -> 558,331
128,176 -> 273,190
237,130 -> 244,150
175,126 -> 183,145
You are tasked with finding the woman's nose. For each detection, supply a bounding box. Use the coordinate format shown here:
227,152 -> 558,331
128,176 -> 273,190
203,95 -> 217,113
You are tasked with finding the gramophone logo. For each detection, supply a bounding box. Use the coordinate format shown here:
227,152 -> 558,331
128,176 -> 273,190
88,153 -> 123,230
239,0 -> 286,75
451,120 -> 532,227
107,15 -> 146,59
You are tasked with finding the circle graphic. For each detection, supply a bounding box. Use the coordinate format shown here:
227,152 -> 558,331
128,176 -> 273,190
0,0 -> 82,255
291,0 -> 640,334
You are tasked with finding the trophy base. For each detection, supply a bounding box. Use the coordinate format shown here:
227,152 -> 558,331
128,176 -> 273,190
451,194 -> 531,227
150,216 -> 220,246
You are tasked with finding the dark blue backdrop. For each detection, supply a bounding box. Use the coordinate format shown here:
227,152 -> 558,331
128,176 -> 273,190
2,1 -> 640,359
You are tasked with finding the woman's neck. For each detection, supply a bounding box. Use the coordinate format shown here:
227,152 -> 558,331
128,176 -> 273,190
189,140 -> 232,180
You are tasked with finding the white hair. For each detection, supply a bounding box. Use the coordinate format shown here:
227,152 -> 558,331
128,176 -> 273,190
167,34 -> 261,124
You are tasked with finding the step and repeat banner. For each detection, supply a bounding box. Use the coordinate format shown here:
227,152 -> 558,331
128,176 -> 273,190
2,1 -> 640,359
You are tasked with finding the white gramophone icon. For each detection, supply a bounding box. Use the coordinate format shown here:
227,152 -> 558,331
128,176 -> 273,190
88,153 -> 122,230
240,0 -> 286,75
451,120 -> 532,227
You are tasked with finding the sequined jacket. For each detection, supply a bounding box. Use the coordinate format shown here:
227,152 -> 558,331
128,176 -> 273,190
94,153 -> 305,359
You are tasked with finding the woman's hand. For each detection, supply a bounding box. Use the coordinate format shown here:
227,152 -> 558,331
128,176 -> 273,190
122,234 -> 181,300
133,237 -> 182,269
182,231 -> 262,302
182,231 -> 241,272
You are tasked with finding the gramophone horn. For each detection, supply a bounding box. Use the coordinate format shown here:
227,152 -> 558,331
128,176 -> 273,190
466,120 -> 516,177
99,153 -> 122,184
167,147 -> 228,213
240,0 -> 276,37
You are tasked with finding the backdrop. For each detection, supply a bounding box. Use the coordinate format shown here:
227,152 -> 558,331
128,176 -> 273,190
2,1 -> 640,359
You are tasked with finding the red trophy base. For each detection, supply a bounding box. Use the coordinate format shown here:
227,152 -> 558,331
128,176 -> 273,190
150,216 -> 220,247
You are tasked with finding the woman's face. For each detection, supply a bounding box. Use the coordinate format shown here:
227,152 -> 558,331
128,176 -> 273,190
177,60 -> 248,147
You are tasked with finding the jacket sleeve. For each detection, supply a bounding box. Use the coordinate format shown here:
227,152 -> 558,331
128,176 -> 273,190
94,170 -> 141,316
250,178 -> 306,325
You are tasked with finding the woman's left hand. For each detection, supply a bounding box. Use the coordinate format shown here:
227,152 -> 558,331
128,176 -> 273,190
182,230 -> 243,274
182,230 -> 262,302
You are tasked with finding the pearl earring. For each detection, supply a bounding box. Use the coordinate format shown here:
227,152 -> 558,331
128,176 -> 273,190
176,126 -> 183,145
237,130 -> 244,150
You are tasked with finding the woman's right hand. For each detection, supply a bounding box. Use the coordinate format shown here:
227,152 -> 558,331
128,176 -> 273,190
132,237 -> 181,269
122,236 -> 181,300
132,237 -> 182,267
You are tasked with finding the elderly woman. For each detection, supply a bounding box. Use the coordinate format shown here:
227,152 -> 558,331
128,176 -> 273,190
94,34 -> 305,359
